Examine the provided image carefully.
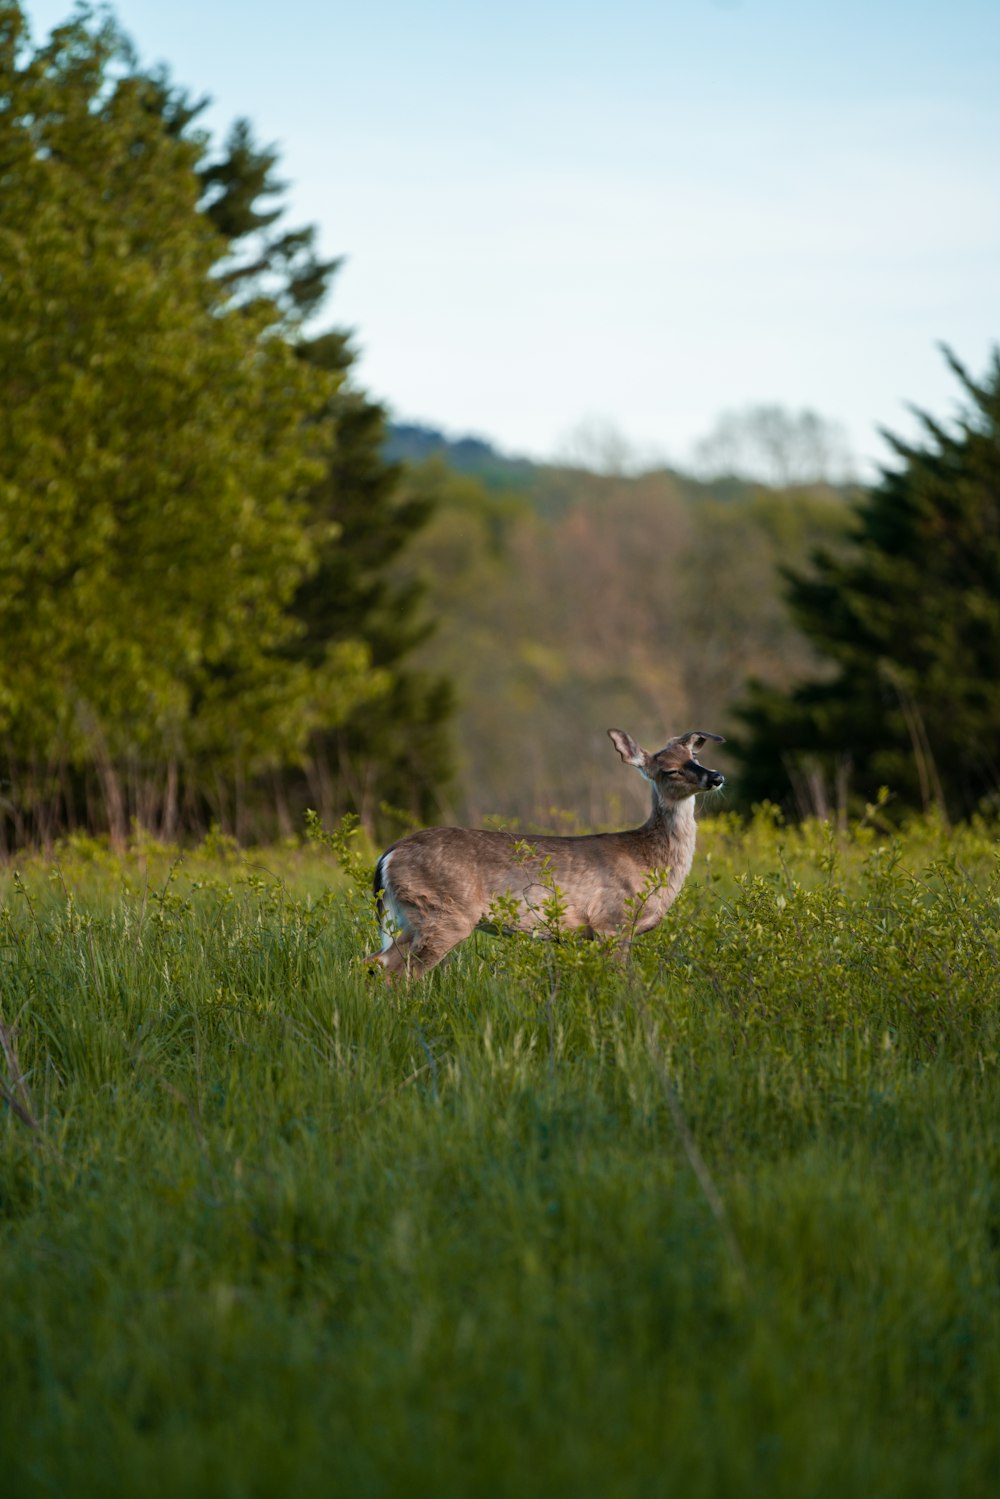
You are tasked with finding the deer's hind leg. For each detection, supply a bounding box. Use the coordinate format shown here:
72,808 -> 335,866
368,850 -> 479,980
366,928 -> 415,979
402,911 -> 480,977
368,908 -> 477,981
366,889 -> 417,979
367,858 -> 420,979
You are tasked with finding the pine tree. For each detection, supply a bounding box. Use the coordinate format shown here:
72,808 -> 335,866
731,349 -> 1000,821
290,334 -> 455,829
181,113 -> 455,829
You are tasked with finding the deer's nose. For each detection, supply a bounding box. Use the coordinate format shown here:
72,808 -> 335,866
705,770 -> 725,789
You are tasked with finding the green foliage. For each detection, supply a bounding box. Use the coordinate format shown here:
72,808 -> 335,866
133,79 -> 455,836
1,814 -> 998,1496
174,107 -> 456,833
304,808 -> 372,894
285,349 -> 456,832
199,117 -> 340,322
733,348 -> 1000,820
0,3 -> 452,848
0,4 -> 378,844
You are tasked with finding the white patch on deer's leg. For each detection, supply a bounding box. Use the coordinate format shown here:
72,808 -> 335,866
376,851 -> 416,955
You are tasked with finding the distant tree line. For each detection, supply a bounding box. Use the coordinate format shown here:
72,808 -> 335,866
0,2 -> 452,849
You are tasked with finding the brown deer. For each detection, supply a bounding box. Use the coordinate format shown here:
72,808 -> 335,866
366,728 -> 724,980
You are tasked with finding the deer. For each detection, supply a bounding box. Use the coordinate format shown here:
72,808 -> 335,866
366,728 -> 724,979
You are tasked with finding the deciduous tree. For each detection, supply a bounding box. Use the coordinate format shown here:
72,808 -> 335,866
0,4 -> 371,842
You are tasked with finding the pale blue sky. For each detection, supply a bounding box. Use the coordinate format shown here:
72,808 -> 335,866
22,0 -> 1000,473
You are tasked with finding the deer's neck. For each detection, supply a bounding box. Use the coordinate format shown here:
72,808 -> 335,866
644,794 -> 697,896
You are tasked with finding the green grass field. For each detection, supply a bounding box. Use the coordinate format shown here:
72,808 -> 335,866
1,814 -> 999,1497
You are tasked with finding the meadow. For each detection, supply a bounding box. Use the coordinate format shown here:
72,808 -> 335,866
1,811 -> 998,1498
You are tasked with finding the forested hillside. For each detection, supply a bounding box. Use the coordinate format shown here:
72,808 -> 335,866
386,433 -> 853,827
384,372 -> 1000,832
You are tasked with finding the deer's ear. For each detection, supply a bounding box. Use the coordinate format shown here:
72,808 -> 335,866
676,730 -> 725,754
608,729 -> 649,770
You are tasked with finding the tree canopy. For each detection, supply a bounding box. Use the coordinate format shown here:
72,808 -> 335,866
0,2 -> 451,844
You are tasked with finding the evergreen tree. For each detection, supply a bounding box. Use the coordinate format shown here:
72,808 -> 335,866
179,111 -> 455,829
731,349 -> 1000,821
199,117 -> 339,322
290,334 -> 455,829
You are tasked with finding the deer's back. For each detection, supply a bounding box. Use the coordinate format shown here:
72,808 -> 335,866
382,822 -> 688,935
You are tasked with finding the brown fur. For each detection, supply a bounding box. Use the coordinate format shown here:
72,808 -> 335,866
367,728 -> 724,979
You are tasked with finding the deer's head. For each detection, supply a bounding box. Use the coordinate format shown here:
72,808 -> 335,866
608,728 -> 725,803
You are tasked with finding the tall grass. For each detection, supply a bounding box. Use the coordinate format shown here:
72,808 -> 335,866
1,815 -> 998,1497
